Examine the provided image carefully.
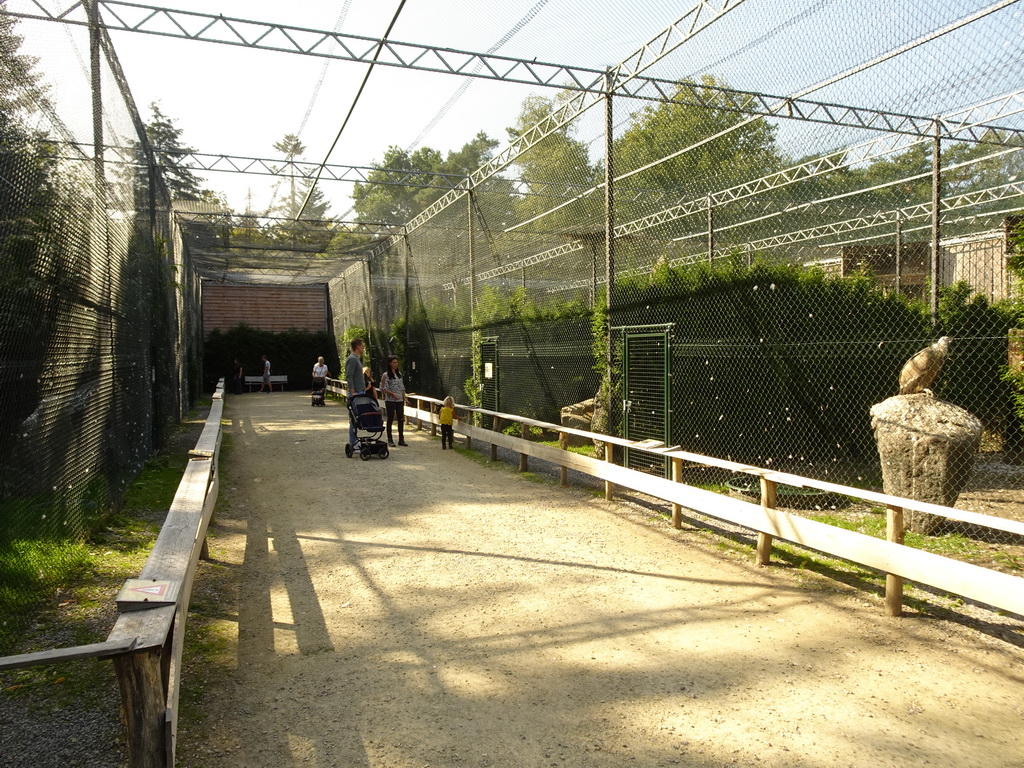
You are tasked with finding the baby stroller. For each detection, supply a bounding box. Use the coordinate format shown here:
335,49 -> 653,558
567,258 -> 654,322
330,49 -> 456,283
311,377 -> 326,407
344,393 -> 388,460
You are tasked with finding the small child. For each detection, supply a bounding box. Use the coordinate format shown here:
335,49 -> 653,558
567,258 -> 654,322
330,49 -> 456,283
439,396 -> 457,450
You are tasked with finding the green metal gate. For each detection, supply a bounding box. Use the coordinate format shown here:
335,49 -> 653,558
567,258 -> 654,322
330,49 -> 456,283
622,329 -> 671,477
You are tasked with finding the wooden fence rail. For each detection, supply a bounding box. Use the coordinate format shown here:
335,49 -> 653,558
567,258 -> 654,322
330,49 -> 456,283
0,380 -> 226,768
405,394 -> 1024,620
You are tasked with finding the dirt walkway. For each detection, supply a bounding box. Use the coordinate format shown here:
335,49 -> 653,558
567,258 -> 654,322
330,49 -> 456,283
178,391 -> 1024,768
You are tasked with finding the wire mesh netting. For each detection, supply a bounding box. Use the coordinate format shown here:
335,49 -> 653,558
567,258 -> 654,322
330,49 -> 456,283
0,12 -> 201,650
2,0 -> 1024,652
325,1 -> 1024,576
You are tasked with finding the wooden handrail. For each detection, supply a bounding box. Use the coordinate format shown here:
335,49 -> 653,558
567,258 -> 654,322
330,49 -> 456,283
0,382 -> 227,767
405,394 -> 1024,539
404,395 -> 1024,619
0,638 -> 137,671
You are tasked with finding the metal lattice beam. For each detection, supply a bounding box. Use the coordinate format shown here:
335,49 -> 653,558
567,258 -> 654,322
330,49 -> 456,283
370,0 -> 749,253
743,179 -> 1024,252
174,211 -> 402,237
8,0 -> 1022,152
446,171 -> 1024,291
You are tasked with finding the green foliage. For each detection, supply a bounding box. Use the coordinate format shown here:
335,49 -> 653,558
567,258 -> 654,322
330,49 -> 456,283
0,432 -> 190,653
505,93 -> 600,230
0,539 -> 92,653
935,282 -> 1019,426
615,75 -> 781,202
143,102 -> 216,202
388,316 -> 407,362
353,132 -> 501,223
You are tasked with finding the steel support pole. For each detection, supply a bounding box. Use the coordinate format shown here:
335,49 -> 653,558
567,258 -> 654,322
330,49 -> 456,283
87,0 -> 104,182
604,68 -> 615,380
895,211 -> 903,295
468,192 -> 475,325
930,120 -> 942,325
707,195 -> 714,263
403,228 -> 411,362
362,258 -> 372,346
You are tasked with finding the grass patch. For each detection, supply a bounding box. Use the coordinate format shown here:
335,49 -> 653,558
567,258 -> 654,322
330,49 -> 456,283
536,439 -> 597,457
0,403 -> 209,656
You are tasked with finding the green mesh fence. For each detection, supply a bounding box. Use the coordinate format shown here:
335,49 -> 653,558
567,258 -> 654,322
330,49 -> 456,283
3,1 -> 1024,643
325,2 -> 1024,576
0,14 -> 200,651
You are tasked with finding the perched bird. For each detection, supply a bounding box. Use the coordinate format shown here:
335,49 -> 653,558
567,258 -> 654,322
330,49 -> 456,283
898,336 -> 951,395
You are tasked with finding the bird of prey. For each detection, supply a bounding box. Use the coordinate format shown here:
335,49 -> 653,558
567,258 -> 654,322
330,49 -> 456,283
898,336 -> 951,395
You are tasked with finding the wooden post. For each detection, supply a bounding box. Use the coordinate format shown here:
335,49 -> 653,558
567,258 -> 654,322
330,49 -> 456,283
416,397 -> 424,431
671,457 -> 684,529
757,477 -> 776,566
886,504 -> 905,617
464,410 -> 471,450
429,401 -> 436,436
519,423 -> 529,473
604,442 -> 614,501
490,416 -> 501,462
113,648 -> 169,768
559,431 -> 569,487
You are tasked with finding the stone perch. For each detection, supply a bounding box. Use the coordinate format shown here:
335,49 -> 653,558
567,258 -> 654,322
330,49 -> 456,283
870,393 -> 982,534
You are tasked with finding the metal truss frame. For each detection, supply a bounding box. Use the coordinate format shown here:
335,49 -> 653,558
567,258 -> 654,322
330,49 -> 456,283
10,0 -> 1023,284
8,0 -> 1021,152
742,178 -> 1024,253
165,151 -> 678,202
371,0 -> 747,253
611,92 -> 1024,239
446,170 -> 1024,293
173,210 -> 401,237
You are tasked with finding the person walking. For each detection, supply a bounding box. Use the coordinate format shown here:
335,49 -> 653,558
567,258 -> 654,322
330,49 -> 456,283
312,356 -> 329,379
259,355 -> 272,393
233,358 -> 244,395
379,355 -> 408,447
345,339 -> 366,452
439,396 -> 457,450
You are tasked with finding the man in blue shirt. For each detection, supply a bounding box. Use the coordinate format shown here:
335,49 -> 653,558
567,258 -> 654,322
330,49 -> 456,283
345,339 -> 366,452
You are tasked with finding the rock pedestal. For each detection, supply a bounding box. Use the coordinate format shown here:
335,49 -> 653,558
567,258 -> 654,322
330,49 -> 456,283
869,394 -> 982,534
559,398 -> 596,447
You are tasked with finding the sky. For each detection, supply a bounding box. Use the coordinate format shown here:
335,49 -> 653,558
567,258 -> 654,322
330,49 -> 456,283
8,0 -> 1024,220
93,0 -> 693,217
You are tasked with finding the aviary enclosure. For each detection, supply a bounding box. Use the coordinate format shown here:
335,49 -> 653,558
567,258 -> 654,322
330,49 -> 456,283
2,0 -> 1024,649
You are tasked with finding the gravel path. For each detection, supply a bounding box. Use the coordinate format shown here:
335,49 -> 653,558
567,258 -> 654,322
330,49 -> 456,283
172,390 -> 1024,768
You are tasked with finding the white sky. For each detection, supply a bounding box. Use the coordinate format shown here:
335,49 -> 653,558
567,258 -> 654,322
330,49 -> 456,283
102,0 -> 689,217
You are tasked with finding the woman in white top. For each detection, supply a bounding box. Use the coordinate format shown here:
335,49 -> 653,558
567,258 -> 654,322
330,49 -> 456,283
312,356 -> 329,379
379,355 -> 408,446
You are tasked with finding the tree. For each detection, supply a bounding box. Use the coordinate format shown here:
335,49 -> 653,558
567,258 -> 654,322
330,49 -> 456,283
614,75 -> 782,208
351,131 -> 503,225
351,145 -> 443,223
267,133 -> 334,246
144,102 -> 211,201
505,94 -> 600,233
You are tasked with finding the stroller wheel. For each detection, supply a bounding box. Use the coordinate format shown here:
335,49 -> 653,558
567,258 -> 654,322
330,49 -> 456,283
380,446 -> 389,460
360,449 -> 371,461
345,444 -> 353,459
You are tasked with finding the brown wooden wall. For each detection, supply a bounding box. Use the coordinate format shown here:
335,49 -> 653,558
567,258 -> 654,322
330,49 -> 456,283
202,284 -> 329,335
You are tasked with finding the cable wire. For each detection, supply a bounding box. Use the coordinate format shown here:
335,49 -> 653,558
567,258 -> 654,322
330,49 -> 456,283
296,0 -> 409,221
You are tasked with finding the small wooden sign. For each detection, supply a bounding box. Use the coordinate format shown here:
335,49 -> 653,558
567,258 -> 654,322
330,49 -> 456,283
116,579 -> 180,612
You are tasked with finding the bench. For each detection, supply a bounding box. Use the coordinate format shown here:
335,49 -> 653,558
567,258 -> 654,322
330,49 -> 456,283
243,375 -> 288,391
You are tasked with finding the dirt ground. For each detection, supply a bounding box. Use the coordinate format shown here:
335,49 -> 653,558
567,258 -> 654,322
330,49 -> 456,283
177,390 -> 1024,768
